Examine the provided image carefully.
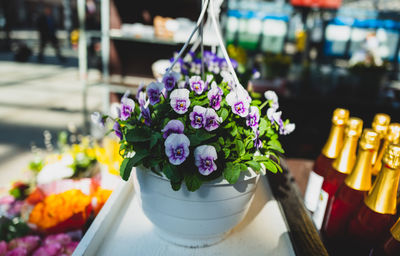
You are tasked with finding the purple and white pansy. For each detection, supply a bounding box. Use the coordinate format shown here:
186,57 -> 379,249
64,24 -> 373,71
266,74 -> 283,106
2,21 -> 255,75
170,89 -> 191,114
164,133 -> 190,165
120,93 -> 135,121
194,145 -> 218,176
264,90 -> 279,110
207,81 -> 223,110
140,106 -> 151,126
280,123 -> 295,135
146,82 -> 165,105
113,122 -> 122,140
138,91 -> 146,107
189,106 -> 207,129
161,120 -> 184,139
226,87 -> 251,118
246,106 -> 260,129
204,108 -> 222,131
189,76 -> 205,95
162,71 -> 181,91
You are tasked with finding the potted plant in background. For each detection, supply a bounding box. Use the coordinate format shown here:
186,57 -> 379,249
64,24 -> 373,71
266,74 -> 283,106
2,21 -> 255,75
92,0 -> 295,247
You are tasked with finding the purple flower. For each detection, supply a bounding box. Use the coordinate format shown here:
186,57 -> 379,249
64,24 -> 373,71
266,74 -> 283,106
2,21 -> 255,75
91,112 -> 104,127
120,94 -> 135,121
138,91 -> 146,107
113,122 -> 122,140
146,82 -> 164,105
267,108 -> 282,124
264,90 -> 279,110
6,248 -> 28,256
207,56 -> 221,74
226,87 -> 251,117
204,74 -> 214,90
190,59 -> 201,75
194,145 -> 218,176
64,242 -> 79,255
219,58 -> 238,72
32,244 -> 62,256
43,233 -> 71,246
252,68 -> 261,79
183,51 -> 195,63
207,82 -> 223,110
140,106 -> 151,126
189,106 -> 207,129
221,71 -> 236,90
161,120 -> 184,139
164,133 -> 190,165
0,241 -> 7,255
110,102 -> 121,119
253,130 -> 263,150
246,106 -> 260,128
170,56 -> 184,73
8,236 -> 40,255
162,71 -> 180,91
203,51 -> 216,62
170,89 -> 190,114
136,82 -> 145,99
189,76 -> 205,95
204,108 -> 222,131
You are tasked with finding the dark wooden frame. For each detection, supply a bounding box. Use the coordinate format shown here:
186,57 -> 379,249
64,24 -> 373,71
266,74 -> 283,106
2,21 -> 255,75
266,160 -> 329,256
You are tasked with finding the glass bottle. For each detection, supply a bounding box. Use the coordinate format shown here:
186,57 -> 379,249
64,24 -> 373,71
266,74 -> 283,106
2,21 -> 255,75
347,144 -> 400,254
322,129 -> 379,243
371,217 -> 400,256
304,108 -> 349,213
372,123 -> 400,176
314,118 -> 363,230
371,113 -> 391,169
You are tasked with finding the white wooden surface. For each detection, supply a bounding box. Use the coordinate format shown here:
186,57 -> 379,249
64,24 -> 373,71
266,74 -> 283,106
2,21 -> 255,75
74,175 -> 295,256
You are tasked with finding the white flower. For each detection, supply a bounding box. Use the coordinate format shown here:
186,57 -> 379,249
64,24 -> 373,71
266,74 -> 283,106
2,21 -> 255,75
226,87 -> 251,117
264,90 -> 279,110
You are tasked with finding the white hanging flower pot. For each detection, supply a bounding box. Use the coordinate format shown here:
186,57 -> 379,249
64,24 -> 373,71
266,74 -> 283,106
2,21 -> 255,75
132,166 -> 260,247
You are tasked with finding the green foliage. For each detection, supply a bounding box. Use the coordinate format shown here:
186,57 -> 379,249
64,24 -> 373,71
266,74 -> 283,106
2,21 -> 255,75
0,217 -> 31,242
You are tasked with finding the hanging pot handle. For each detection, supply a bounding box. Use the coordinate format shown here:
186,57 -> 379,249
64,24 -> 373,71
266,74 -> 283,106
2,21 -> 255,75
209,0 -> 241,89
167,0 -> 210,73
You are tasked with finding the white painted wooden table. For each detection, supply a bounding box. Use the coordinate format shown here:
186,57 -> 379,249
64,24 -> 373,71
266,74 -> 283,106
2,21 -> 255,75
73,174 -> 296,256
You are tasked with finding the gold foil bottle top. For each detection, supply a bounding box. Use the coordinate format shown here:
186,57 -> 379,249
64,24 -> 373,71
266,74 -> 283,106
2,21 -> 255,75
365,145 -> 400,215
344,129 -> 379,191
386,123 -> 400,144
332,108 -> 350,125
345,117 -> 363,137
383,144 -> 400,169
359,129 -> 380,151
322,108 -> 349,158
391,217 -> 400,242
333,118 -> 363,174
372,113 -> 391,137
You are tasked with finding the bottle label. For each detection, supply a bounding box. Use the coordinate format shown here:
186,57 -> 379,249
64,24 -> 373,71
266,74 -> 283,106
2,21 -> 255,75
313,189 -> 329,230
304,171 -> 324,212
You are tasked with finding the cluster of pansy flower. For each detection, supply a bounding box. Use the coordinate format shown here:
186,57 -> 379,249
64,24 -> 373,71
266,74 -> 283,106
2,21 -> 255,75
95,52 -> 294,191
170,50 -> 238,77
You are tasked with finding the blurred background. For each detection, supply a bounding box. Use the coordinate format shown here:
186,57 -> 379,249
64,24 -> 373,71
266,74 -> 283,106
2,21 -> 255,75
1,0 -> 400,190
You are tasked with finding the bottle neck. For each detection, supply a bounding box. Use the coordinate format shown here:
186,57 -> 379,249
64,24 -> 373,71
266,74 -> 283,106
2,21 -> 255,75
344,148 -> 374,191
372,140 -> 390,176
364,165 -> 400,215
322,124 -> 345,159
333,136 -> 359,174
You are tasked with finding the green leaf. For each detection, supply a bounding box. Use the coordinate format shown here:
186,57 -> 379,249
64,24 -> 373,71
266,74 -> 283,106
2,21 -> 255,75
219,108 -> 229,122
223,163 -> 241,184
235,140 -> 245,156
171,181 -> 182,191
259,118 -> 268,134
150,133 -> 162,148
268,139 -> 285,153
262,160 -> 278,173
239,163 -> 248,172
218,137 -> 225,145
164,164 -> 182,183
230,125 -> 238,137
240,153 -> 253,160
184,173 -> 203,192
188,130 -> 216,147
253,155 -> 270,162
126,127 -> 152,142
223,148 -> 230,159
246,160 -> 261,171
120,158 -> 134,181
